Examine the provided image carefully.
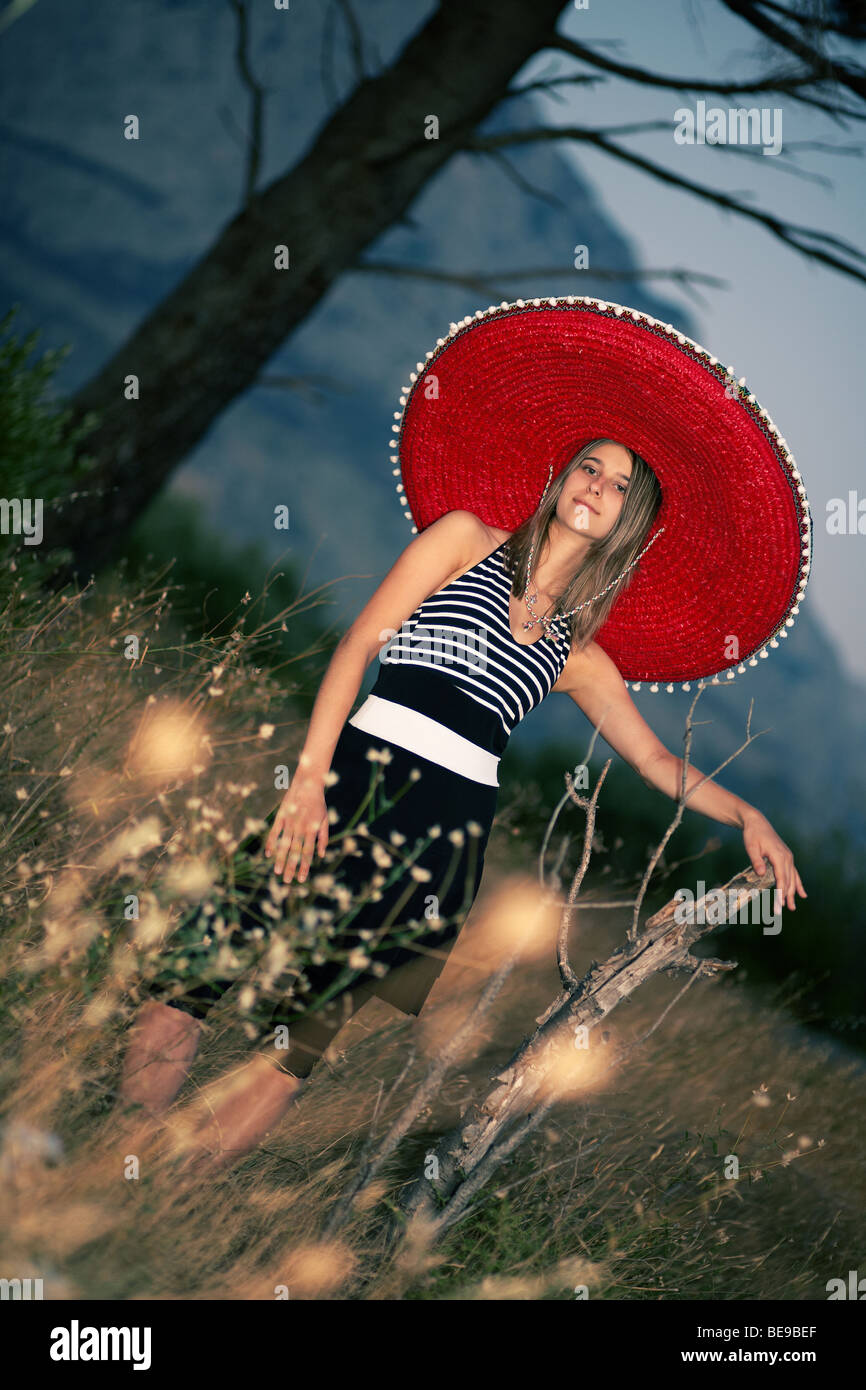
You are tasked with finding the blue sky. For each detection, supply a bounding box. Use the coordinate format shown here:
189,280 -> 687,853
526,0 -> 866,680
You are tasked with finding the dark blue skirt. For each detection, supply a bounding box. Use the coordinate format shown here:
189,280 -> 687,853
155,720 -> 499,1029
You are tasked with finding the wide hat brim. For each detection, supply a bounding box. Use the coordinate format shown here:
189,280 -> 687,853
391,295 -> 812,689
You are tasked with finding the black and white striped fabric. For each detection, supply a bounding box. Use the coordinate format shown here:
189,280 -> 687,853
378,541 -> 571,745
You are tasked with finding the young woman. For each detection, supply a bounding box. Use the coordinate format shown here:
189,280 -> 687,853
117,299 -> 810,1168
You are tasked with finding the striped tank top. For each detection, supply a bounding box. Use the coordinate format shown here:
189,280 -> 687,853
366,540 -> 571,760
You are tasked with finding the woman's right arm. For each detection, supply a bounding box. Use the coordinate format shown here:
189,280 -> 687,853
265,509 -> 489,883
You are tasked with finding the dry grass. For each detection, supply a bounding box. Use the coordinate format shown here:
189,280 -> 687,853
2,887 -> 864,1301
2,566 -> 864,1301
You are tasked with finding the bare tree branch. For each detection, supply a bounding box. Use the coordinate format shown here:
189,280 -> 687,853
255,370 -> 357,403
465,124 -> 866,283
226,0 -> 265,205
556,759 -> 611,987
481,144 -> 574,209
352,259 -> 728,296
477,119 -> 862,188
538,710 -> 614,886
501,72 -> 607,103
549,26 -> 866,118
755,0 -> 866,36
627,685 -> 771,943
720,0 -> 866,99
337,0 -> 368,78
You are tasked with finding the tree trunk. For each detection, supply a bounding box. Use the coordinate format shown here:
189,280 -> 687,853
41,0 -> 568,586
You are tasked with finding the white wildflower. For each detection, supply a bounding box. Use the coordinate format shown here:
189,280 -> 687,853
159,858 -> 216,905
263,937 -> 290,978
242,816 -> 268,839
301,907 -> 325,930
0,1121 -> 64,1177
215,945 -> 241,972
237,985 -> 256,1012
95,816 -> 163,870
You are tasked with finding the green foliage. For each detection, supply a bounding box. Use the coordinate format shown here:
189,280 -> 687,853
0,305 -> 101,585
121,489 -> 342,718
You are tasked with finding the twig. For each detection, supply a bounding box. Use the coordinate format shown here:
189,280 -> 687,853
628,686 -> 768,942
225,0 -> 266,205
556,759 -> 611,988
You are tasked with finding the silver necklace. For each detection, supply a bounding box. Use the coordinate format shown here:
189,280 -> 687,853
519,466 -> 666,644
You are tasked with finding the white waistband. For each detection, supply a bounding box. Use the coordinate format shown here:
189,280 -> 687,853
348,694 -> 500,787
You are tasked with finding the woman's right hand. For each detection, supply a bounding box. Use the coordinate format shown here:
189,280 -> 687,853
264,774 -> 330,883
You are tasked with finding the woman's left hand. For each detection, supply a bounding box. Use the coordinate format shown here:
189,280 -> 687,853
742,810 -> 807,911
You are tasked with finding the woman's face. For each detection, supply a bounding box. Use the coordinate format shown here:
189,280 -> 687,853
556,442 -> 633,538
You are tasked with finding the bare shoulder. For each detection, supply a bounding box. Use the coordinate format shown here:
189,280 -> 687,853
429,510 -> 513,562
403,511 -> 501,592
446,512 -> 512,547
482,521 -> 514,546
551,638 -> 626,695
431,509 -> 501,548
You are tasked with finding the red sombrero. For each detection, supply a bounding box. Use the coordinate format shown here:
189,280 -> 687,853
389,295 -> 812,692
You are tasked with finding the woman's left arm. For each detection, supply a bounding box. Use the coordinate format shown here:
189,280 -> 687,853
555,643 -> 808,912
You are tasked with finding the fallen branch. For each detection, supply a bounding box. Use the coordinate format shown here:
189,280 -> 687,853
397,862 -> 761,1237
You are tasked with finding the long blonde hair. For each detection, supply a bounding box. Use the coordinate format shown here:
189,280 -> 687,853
502,438 -> 662,651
